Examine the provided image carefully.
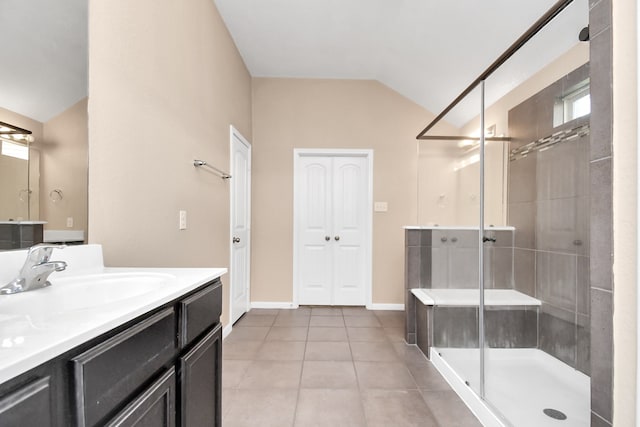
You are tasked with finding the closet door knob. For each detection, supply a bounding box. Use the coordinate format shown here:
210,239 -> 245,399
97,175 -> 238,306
325,236 -> 330,241
232,237 -> 241,243
334,236 -> 340,241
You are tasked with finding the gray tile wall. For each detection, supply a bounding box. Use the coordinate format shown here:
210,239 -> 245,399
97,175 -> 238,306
589,0 -> 613,421
507,63 -> 591,376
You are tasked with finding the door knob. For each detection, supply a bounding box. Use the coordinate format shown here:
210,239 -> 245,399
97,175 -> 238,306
233,237 -> 241,243
334,236 -> 340,241
325,236 -> 330,241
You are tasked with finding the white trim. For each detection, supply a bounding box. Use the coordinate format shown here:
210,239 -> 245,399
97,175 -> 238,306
229,125 -> 252,326
293,149 -> 374,307
365,303 -> 405,311
430,351 -> 505,427
251,301 -> 299,309
222,323 -> 233,340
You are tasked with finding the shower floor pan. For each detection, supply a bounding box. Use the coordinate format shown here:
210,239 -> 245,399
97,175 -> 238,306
431,347 -> 590,427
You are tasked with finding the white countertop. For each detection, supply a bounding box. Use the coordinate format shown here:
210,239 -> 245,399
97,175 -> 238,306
404,225 -> 515,230
0,245 -> 226,384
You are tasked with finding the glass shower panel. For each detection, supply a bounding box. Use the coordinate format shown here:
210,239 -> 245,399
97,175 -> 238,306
482,0 -> 591,425
417,83 -> 484,398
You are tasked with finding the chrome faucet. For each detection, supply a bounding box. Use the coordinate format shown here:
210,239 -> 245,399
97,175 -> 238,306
0,244 -> 67,294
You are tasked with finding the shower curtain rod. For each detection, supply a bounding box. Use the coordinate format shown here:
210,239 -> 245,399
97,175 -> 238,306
416,0 -> 574,140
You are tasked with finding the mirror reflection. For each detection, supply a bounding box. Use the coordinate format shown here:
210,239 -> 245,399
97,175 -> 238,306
0,0 -> 88,249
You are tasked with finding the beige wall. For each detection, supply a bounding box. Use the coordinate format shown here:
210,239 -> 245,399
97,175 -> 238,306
41,98 -> 88,232
251,78 -> 455,305
612,0 -> 638,424
88,0 -> 252,326
0,107 -> 43,221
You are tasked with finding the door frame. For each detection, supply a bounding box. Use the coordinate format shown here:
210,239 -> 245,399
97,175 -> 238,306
229,125 -> 251,325
292,148 -> 373,307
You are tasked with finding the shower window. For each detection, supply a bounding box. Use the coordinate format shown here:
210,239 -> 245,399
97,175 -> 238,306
554,79 -> 591,127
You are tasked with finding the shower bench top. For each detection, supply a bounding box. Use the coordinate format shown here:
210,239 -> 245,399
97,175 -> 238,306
411,288 -> 541,307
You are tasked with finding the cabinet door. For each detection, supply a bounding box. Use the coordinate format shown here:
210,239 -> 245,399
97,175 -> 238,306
0,377 -> 52,427
179,323 -> 222,427
106,368 -> 175,427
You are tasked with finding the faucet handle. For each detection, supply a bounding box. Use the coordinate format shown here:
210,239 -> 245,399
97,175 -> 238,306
28,243 -> 67,263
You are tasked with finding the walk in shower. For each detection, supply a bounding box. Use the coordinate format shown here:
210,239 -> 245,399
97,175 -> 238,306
406,0 -> 591,425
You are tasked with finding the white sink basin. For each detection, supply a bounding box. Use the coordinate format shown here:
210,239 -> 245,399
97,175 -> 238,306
0,272 -> 176,325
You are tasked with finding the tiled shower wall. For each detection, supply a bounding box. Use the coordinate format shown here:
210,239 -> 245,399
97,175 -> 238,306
507,63 -> 591,376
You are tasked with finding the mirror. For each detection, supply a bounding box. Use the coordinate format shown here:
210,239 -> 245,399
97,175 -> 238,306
0,0 -> 88,247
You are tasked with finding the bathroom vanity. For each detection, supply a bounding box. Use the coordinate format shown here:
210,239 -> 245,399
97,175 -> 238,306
0,245 -> 226,426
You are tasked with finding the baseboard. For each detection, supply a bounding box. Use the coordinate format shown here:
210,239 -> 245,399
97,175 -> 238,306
222,323 -> 233,340
366,303 -> 405,311
251,301 -> 299,309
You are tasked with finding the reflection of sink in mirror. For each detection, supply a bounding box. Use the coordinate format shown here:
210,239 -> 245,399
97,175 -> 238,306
0,272 -> 175,321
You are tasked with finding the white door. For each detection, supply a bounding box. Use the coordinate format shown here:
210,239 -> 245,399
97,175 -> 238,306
230,127 -> 251,324
295,152 -> 371,306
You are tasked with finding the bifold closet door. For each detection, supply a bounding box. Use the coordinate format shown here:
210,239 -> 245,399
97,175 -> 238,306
297,155 -> 368,306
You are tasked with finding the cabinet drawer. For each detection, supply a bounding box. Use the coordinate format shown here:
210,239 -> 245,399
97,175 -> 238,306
179,280 -> 222,348
0,377 -> 52,427
72,308 -> 177,427
106,368 -> 176,427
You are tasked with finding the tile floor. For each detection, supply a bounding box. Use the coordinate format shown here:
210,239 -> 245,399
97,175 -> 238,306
222,307 -> 482,427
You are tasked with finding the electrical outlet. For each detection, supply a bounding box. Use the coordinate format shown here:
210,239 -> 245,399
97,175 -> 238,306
374,202 -> 388,212
179,210 -> 187,230
66,217 -> 74,228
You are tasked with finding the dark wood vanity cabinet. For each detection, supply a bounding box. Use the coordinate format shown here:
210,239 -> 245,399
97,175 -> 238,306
0,377 -> 54,427
0,277 -> 223,427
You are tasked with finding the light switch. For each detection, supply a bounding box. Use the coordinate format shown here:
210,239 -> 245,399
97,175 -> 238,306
374,202 -> 388,212
66,217 -> 74,228
179,210 -> 187,230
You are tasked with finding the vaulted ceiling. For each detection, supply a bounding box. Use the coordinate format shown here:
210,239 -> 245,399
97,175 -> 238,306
0,0 -> 587,126
215,0 -> 588,127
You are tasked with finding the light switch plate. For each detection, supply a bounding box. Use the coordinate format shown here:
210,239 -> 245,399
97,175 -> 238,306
374,202 -> 388,212
179,210 -> 187,230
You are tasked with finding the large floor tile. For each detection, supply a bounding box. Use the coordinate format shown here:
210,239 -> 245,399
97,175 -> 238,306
347,326 -> 389,342
256,341 -> 306,361
355,362 -> 417,389
304,341 -> 353,361
301,361 -> 358,388
237,361 -> 303,389
223,388 -> 298,427
393,343 -> 429,365
361,389 -> 438,427
222,360 -> 252,388
307,327 -> 348,341
294,389 -> 366,427
274,314 -> 311,327
342,307 -> 376,317
384,327 -> 405,342
344,316 -> 381,327
266,326 -> 309,341
235,314 -> 276,327
310,307 -> 344,316
310,315 -> 345,327
375,312 -> 405,328
420,390 -> 482,427
225,326 -> 270,342
350,341 -> 399,361
223,340 -> 263,360
407,363 -> 451,390
247,309 -> 281,316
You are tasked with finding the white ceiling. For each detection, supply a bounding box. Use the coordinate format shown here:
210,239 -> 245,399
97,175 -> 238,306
0,0 -> 587,128
0,0 -> 88,123
215,0 -> 588,128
